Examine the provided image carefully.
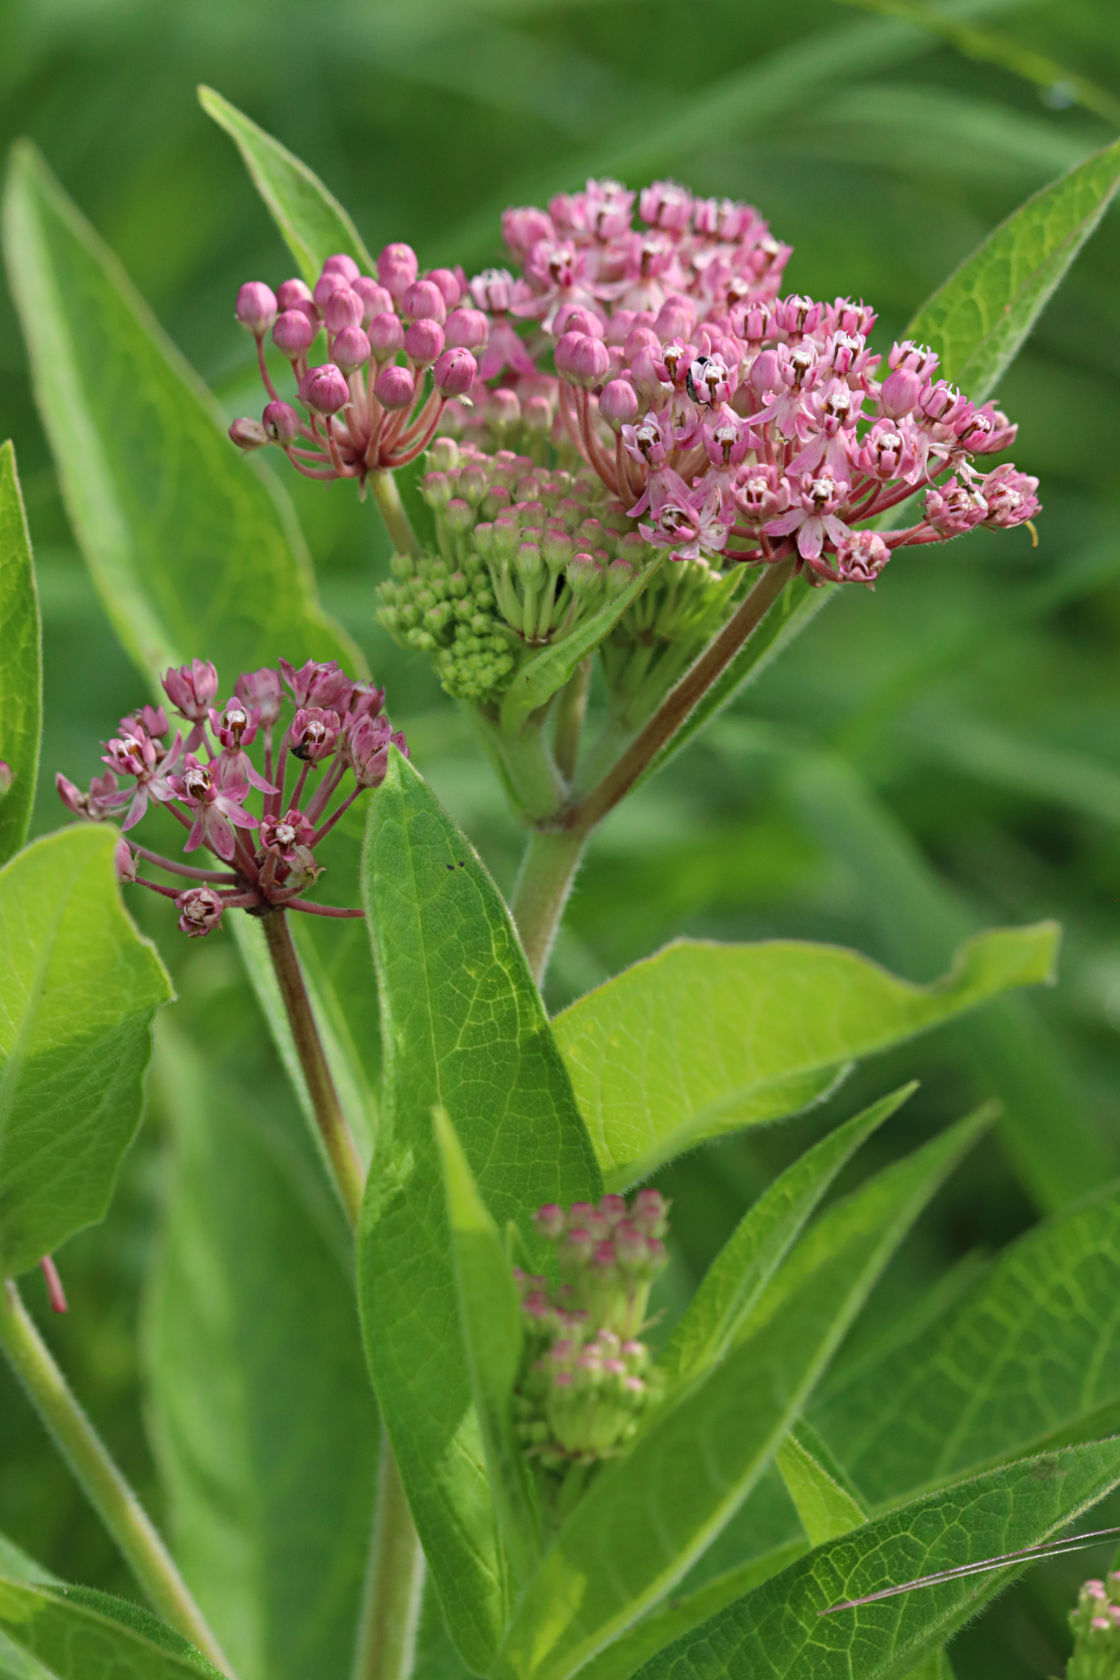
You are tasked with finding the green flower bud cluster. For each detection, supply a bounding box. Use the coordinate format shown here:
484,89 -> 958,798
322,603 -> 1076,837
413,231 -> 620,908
1068,1577 -> 1120,1680
513,1191 -> 668,1473
439,375 -> 577,468
602,555 -> 746,725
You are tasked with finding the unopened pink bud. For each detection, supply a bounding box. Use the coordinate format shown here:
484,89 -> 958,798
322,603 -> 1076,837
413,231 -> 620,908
378,242 -> 419,299
445,307 -> 489,351
352,277 -> 394,322
599,1195 -> 628,1225
177,887 -> 224,939
553,304 -> 604,340
313,271 -> 345,309
322,253 -> 360,283
367,312 -> 405,357
654,297 -> 696,341
276,278 -> 314,313
262,401 -> 301,444
300,363 -> 350,415
502,205 -> 554,261
432,348 -> 476,397
555,332 -> 610,388
426,267 -> 463,307
598,379 -> 639,429
879,367 -> 922,420
272,309 -> 316,356
114,838 -> 137,882
323,287 -> 364,334
375,365 -> 416,410
405,319 -> 445,366
401,279 -> 447,325
235,282 -> 277,336
631,1189 -> 669,1237
229,417 -> 268,451
332,326 -> 371,374
534,1203 -> 566,1239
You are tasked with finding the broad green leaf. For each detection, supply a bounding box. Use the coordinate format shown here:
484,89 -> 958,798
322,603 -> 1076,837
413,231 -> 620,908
776,1429 -> 865,1549
553,923 -> 1055,1185
198,87 -> 374,285
144,1023 -> 377,1680
358,752 -> 600,1672
660,1085 -> 914,1386
0,443 -> 41,867
434,1107 -> 541,1600
495,1112 -> 984,1680
811,1179 -> 1120,1506
1,142 -> 356,683
0,1579 -> 221,1680
906,134 -> 1120,401
499,559 -> 665,733
0,827 -> 171,1276
631,1440 -> 1120,1680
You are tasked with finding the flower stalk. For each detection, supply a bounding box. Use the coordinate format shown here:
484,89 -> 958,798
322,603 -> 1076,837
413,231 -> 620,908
351,1435 -> 426,1680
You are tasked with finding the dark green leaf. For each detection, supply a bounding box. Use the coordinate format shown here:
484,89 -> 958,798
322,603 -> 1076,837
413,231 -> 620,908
0,443 -> 41,867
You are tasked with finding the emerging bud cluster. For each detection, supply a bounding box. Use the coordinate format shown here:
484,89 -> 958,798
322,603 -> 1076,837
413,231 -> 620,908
57,658 -> 406,934
1068,1576 -> 1120,1680
228,249 -> 482,488
514,1191 -> 668,1472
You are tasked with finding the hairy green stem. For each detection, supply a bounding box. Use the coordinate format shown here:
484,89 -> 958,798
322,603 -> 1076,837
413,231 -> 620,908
510,826 -> 588,986
261,908 -> 366,1227
369,471 -> 423,559
552,657 -> 591,784
352,1435 -> 426,1680
0,1279 -> 233,1674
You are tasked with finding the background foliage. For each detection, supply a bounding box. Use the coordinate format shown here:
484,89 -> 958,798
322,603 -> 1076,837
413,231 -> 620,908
2,1 -> 1120,1675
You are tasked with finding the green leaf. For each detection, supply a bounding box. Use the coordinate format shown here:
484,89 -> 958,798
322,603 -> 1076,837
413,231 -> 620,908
1,141 -> 356,684
198,87 -> 374,285
0,443 -> 41,867
631,1440 -> 1120,1680
811,1178 -> 1120,1506
0,826 -> 171,1276
144,1022 -> 378,1680
775,1429 -> 865,1549
499,559 -> 665,733
495,1112 -> 985,1680
660,1085 -> 914,1386
357,752 -> 600,1672
553,923 -> 1056,1185
906,133 -> 1120,402
434,1107 -> 541,1601
0,1579 -> 221,1679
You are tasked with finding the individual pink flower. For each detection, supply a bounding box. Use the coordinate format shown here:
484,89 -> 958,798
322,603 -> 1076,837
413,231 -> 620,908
979,464 -> 1040,528
176,887 -> 224,938
639,469 -> 729,562
169,754 -> 258,863
258,807 -> 316,862
765,472 -> 852,563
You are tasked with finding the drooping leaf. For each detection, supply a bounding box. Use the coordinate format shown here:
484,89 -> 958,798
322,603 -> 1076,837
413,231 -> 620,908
660,1085 -> 914,1386
144,1022 -> 378,1680
495,1112 -> 985,1680
357,752 -> 600,1672
0,826 -> 171,1276
198,87 -> 375,284
0,443 -> 41,867
631,1440 -> 1120,1680
1,142 -> 356,684
0,1580 -> 222,1680
553,923 -> 1055,1185
434,1107 -> 541,1601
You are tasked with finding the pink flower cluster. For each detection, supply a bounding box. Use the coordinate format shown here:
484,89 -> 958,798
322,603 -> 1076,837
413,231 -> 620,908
451,178 -> 1039,586
228,250 -> 482,486
57,657 -> 406,935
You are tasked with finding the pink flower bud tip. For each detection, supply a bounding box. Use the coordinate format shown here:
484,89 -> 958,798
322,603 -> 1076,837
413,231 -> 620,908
404,318 -> 445,365
263,401 -> 301,445
114,838 -> 137,882
235,282 -> 277,336
433,348 -> 478,397
378,242 -> 420,299
273,309 -> 317,356
323,287 -> 365,334
322,253 -> 361,283
332,326 -> 372,374
300,363 -> 350,416
401,279 -> 447,325
445,308 -> 489,351
555,331 -> 611,388
229,417 -> 268,451
176,886 -> 223,938
375,365 -> 416,410
534,1203 -> 566,1238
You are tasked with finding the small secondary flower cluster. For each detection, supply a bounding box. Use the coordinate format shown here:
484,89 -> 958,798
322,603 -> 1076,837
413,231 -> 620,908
1068,1576 -> 1120,1680
57,658 -> 406,936
513,1191 -> 668,1471
452,178 -> 1040,586
228,250 -> 481,487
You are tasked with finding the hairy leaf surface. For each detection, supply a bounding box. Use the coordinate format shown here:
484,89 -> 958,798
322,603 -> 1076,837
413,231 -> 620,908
0,443 -> 41,866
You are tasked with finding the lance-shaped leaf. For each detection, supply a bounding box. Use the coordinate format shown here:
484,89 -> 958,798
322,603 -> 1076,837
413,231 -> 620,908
144,1023 -> 378,1680
198,87 -> 374,284
776,1427 -> 866,1550
0,444 -> 41,868
434,1107 -> 541,1602
358,752 -> 600,1673
811,1178 -> 1120,1505
0,826 -> 171,1276
0,1580 -> 221,1680
495,1111 -> 986,1680
2,142 -> 356,683
631,1440 -> 1120,1680
661,1085 -> 914,1387
553,924 -> 1055,1185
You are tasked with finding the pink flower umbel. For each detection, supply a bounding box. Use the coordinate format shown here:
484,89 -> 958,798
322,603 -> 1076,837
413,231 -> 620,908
58,658 -> 407,935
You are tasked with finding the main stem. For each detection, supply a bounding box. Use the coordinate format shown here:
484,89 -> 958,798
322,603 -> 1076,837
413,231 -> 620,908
258,910 -> 424,1680
369,471 -> 422,559
261,909 -> 366,1226
0,1279 -> 232,1674
510,827 -> 588,986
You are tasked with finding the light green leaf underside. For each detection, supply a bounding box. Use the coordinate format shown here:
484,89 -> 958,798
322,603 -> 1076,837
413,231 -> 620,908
199,86 -> 375,284
358,753 -> 600,1673
144,1023 -> 377,1680
632,1440 -> 1120,1680
0,826 -> 171,1276
553,923 -> 1056,1184
496,1112 -> 984,1680
0,1580 -> 221,1680
776,1429 -> 866,1549
0,443 -> 41,867
1,142 -> 356,685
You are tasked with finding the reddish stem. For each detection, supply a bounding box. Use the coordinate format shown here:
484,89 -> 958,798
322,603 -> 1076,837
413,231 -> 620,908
39,1257 -> 67,1315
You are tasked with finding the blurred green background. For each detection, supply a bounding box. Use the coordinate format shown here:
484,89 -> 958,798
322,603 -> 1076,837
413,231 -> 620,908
3,0 -> 1120,1674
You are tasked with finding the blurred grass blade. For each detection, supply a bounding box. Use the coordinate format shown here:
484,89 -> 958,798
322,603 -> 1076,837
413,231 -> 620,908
495,1112 -> 985,1680
199,87 -> 374,283
2,142 -> 356,683
0,443 -> 41,866
553,923 -> 1055,1185
0,1579 -> 222,1679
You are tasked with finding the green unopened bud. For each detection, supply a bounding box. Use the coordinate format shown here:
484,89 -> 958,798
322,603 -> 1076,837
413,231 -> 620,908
444,497 -> 475,534
427,437 -> 460,472
607,558 -> 636,595
567,552 -> 602,595
516,541 -> 543,583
